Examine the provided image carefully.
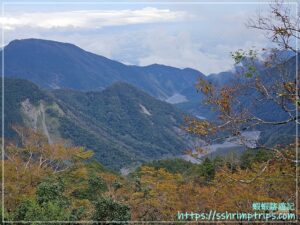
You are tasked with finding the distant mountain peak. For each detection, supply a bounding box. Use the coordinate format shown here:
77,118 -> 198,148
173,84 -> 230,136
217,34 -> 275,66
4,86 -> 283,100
2,38 -> 203,99
7,38 -> 78,48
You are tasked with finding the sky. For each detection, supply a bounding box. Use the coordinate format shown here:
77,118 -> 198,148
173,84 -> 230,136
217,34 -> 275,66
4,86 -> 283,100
0,0 -> 298,75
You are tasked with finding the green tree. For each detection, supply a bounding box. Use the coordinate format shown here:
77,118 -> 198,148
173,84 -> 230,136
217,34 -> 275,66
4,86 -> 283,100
13,179 -> 73,222
87,174 -> 108,196
200,158 -> 216,183
92,197 -> 131,223
36,178 -> 68,207
240,149 -> 272,170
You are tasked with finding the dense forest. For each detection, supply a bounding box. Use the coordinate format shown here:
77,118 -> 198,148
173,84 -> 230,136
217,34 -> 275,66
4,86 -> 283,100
1,127 -> 296,222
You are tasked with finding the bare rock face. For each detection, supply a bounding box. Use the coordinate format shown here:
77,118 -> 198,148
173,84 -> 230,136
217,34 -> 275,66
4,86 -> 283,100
21,98 -> 52,144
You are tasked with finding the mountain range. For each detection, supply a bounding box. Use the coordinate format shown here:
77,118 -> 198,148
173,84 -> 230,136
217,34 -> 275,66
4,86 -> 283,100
1,39 -> 204,101
1,38 -> 297,170
2,77 -> 200,170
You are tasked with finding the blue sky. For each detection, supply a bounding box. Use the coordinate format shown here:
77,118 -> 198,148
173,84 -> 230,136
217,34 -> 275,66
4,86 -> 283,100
0,0 -> 298,74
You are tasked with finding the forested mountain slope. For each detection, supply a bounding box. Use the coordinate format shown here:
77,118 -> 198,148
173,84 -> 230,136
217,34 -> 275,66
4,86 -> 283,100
2,78 -> 194,170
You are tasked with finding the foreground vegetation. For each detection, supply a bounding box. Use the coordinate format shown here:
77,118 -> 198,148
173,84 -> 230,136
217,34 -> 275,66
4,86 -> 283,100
0,127 -> 297,223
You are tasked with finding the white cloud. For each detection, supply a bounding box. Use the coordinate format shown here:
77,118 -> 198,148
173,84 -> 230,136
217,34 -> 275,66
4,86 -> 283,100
2,26 -> 265,75
0,7 -> 189,30
1,4 -> 272,74
131,30 -> 233,74
57,30 -> 235,74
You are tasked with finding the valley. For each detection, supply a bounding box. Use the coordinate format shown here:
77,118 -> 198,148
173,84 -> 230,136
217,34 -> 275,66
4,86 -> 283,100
180,131 -> 261,164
